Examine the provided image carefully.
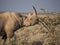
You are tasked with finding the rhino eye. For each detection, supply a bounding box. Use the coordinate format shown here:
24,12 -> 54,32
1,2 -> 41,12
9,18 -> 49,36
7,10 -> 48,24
25,16 -> 27,19
30,18 -> 32,20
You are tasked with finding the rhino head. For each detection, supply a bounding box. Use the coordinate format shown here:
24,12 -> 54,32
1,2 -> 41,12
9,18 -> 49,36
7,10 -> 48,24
23,6 -> 38,26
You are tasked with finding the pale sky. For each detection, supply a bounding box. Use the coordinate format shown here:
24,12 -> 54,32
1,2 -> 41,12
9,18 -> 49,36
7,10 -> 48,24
0,0 -> 60,13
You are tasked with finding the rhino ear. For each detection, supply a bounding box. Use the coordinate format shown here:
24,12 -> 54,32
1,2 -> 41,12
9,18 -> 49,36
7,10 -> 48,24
32,6 -> 37,16
27,13 -> 32,19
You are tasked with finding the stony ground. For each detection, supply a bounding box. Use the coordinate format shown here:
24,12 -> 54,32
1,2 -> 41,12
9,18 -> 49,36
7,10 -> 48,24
0,14 -> 60,45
